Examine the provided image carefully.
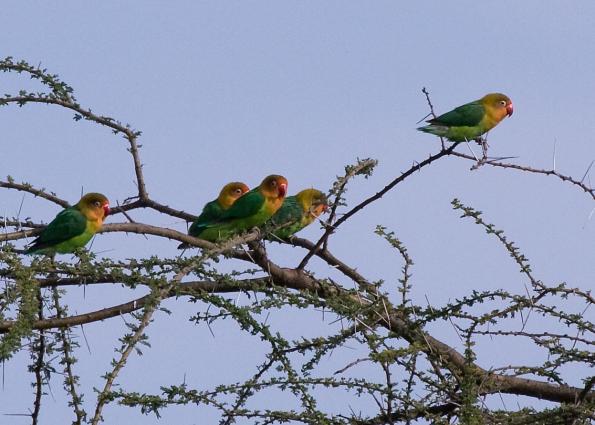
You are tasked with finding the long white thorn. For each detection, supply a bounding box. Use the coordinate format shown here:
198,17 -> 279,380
464,139 -> 479,161
580,160 -> 594,184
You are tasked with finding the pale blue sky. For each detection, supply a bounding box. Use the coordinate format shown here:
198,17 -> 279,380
1,2 -> 594,423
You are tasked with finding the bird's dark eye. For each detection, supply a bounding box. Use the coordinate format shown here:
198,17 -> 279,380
93,201 -> 101,207
235,189 -> 242,194
499,100 -> 507,106
271,181 -> 277,187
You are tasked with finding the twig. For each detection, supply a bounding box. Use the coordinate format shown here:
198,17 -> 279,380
451,152 -> 595,200
297,144 -> 458,269
52,288 -> 86,424
0,180 -> 69,208
31,288 -> 45,425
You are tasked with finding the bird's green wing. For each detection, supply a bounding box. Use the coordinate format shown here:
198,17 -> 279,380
27,207 -> 87,252
217,189 -> 264,221
188,200 -> 224,236
269,196 -> 301,227
198,200 -> 224,223
429,101 -> 485,127
267,196 -> 304,239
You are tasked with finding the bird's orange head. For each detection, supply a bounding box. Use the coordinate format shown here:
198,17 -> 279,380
296,189 -> 329,218
77,193 -> 110,222
260,175 -> 288,200
218,182 -> 250,209
481,93 -> 513,119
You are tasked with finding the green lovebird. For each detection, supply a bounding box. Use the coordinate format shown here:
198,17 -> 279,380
25,193 -> 110,255
193,175 -> 288,242
188,182 -> 250,237
178,182 -> 250,248
267,189 -> 328,240
417,93 -> 513,142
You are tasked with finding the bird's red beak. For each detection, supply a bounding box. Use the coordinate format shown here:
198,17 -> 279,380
103,203 -> 111,217
278,183 -> 287,198
506,103 -> 514,117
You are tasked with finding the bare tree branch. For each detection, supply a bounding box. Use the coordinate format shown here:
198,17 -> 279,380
452,152 -> 595,200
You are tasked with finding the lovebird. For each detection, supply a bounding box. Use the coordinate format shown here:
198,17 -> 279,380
188,182 -> 250,237
267,189 -> 328,240
189,175 -> 288,242
25,193 -> 110,255
177,182 -> 250,248
417,93 -> 513,142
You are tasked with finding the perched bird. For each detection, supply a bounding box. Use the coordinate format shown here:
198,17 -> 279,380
25,193 -> 110,255
190,175 -> 288,242
417,93 -> 513,142
177,182 -> 250,248
187,182 -> 250,237
267,189 -> 328,240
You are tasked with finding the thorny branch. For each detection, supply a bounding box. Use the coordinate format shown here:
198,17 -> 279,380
31,288 -> 45,425
1,58 -> 593,424
298,143 -> 458,270
451,151 -> 595,200
52,288 -> 86,424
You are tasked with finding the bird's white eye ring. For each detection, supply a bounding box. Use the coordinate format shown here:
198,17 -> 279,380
93,201 -> 101,207
499,100 -> 507,106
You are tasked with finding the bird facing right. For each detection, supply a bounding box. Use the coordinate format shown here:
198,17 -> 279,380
193,174 -> 288,242
267,188 -> 328,240
417,93 -> 513,142
25,192 -> 110,256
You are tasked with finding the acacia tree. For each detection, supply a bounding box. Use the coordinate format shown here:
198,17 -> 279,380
0,57 -> 593,424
